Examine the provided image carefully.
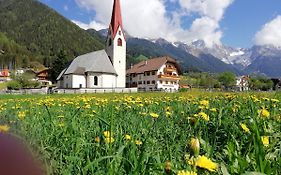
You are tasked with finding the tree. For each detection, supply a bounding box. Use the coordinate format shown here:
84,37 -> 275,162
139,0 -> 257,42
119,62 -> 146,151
50,50 -> 69,82
249,76 -> 273,91
218,72 -> 236,89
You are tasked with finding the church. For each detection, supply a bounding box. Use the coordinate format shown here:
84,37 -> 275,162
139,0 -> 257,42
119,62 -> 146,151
57,0 -> 126,89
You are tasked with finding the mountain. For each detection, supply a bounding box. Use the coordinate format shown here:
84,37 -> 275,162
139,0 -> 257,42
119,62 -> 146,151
0,0 -> 103,67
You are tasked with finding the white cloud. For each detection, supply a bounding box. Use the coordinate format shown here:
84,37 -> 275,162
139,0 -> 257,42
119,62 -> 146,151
73,0 -> 234,47
254,16 -> 281,47
72,20 -> 107,31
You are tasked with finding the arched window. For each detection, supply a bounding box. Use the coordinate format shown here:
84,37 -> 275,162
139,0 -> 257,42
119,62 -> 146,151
117,38 -> 122,46
94,76 -> 98,86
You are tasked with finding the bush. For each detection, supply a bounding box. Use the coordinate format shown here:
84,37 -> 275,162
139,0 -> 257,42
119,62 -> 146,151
7,80 -> 22,90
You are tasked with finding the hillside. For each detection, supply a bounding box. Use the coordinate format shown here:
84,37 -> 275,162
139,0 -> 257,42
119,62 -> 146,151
0,0 -> 104,67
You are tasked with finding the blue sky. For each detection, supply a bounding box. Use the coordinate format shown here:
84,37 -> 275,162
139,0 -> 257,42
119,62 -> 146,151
40,0 -> 281,48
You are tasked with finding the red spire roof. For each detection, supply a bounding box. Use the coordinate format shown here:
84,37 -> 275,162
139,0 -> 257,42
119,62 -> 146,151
110,0 -> 123,39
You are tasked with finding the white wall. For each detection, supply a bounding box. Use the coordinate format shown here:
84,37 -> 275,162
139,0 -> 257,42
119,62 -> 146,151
105,26 -> 126,88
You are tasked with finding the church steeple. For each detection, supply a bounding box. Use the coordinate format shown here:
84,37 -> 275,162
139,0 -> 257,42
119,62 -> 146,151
109,0 -> 123,39
105,0 -> 126,88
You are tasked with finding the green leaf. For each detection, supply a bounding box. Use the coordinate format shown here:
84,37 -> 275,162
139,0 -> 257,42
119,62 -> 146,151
242,172 -> 266,175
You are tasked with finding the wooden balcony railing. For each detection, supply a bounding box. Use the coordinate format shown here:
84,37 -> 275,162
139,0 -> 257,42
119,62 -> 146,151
158,74 -> 180,80
164,67 -> 177,73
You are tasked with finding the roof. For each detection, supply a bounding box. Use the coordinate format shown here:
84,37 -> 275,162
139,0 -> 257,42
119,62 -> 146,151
109,0 -> 123,39
127,56 -> 181,74
56,68 -> 66,81
60,50 -> 117,77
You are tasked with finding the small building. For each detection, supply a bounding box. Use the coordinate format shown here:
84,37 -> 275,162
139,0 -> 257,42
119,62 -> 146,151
0,69 -> 11,83
36,69 -> 49,80
57,0 -> 126,89
236,75 -> 250,91
126,56 -> 181,92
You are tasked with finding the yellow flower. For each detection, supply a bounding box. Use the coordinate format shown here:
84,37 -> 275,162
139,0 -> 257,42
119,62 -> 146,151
18,111 -> 26,120
240,123 -> 250,133
196,155 -> 218,172
260,108 -> 270,118
166,111 -> 172,117
135,140 -> 143,145
0,125 -> 10,133
150,113 -> 159,119
103,131 -> 112,138
105,137 -> 115,144
95,136 -> 101,143
190,138 -> 200,156
198,112 -> 209,121
164,161 -> 172,174
200,100 -> 209,107
124,134 -> 131,141
177,170 -> 197,175
261,136 -> 269,147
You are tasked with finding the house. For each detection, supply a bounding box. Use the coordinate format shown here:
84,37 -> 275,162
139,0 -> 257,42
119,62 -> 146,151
126,56 -> 181,92
36,69 -> 49,80
57,0 -> 126,89
0,69 -> 11,82
236,75 -> 250,91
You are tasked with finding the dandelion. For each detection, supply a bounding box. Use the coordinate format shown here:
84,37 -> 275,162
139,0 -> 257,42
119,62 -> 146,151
150,113 -> 159,119
177,170 -> 197,175
190,138 -> 200,156
166,111 -> 172,117
200,100 -> 209,107
196,155 -> 218,172
261,136 -> 269,147
260,108 -> 270,118
18,111 -> 26,120
164,161 -> 172,174
124,134 -> 131,141
135,140 -> 143,145
0,125 -> 10,133
105,137 -> 115,144
240,123 -> 250,133
198,112 -> 209,121
103,131 -> 112,138
95,136 -> 100,143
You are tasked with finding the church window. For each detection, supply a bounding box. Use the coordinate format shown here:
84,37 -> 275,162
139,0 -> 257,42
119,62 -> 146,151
119,31 -> 121,35
118,38 -> 122,46
94,76 -> 98,86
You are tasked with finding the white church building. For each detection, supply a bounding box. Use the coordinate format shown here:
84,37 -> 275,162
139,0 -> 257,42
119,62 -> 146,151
57,0 -> 126,89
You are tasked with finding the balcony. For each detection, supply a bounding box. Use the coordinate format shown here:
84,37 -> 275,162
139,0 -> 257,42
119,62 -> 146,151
164,67 -> 177,73
158,74 -> 180,80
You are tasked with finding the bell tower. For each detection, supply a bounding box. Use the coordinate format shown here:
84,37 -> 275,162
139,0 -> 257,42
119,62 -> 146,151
105,0 -> 126,88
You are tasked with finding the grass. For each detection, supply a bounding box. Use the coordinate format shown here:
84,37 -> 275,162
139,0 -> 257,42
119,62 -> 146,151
0,92 -> 280,174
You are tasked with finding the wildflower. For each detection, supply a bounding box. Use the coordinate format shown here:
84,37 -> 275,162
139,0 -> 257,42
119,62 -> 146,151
271,99 -> 279,103
166,111 -> 172,117
260,108 -> 270,118
124,134 -> 131,141
198,112 -> 209,121
261,136 -> 269,147
18,111 -> 26,120
164,161 -> 172,174
240,123 -> 250,133
95,136 -> 100,143
135,140 -> 143,145
150,113 -> 159,119
190,138 -> 200,156
103,131 -> 112,138
177,170 -> 197,175
0,125 -> 10,133
200,100 -> 209,107
196,155 -> 218,172
105,137 -> 115,144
